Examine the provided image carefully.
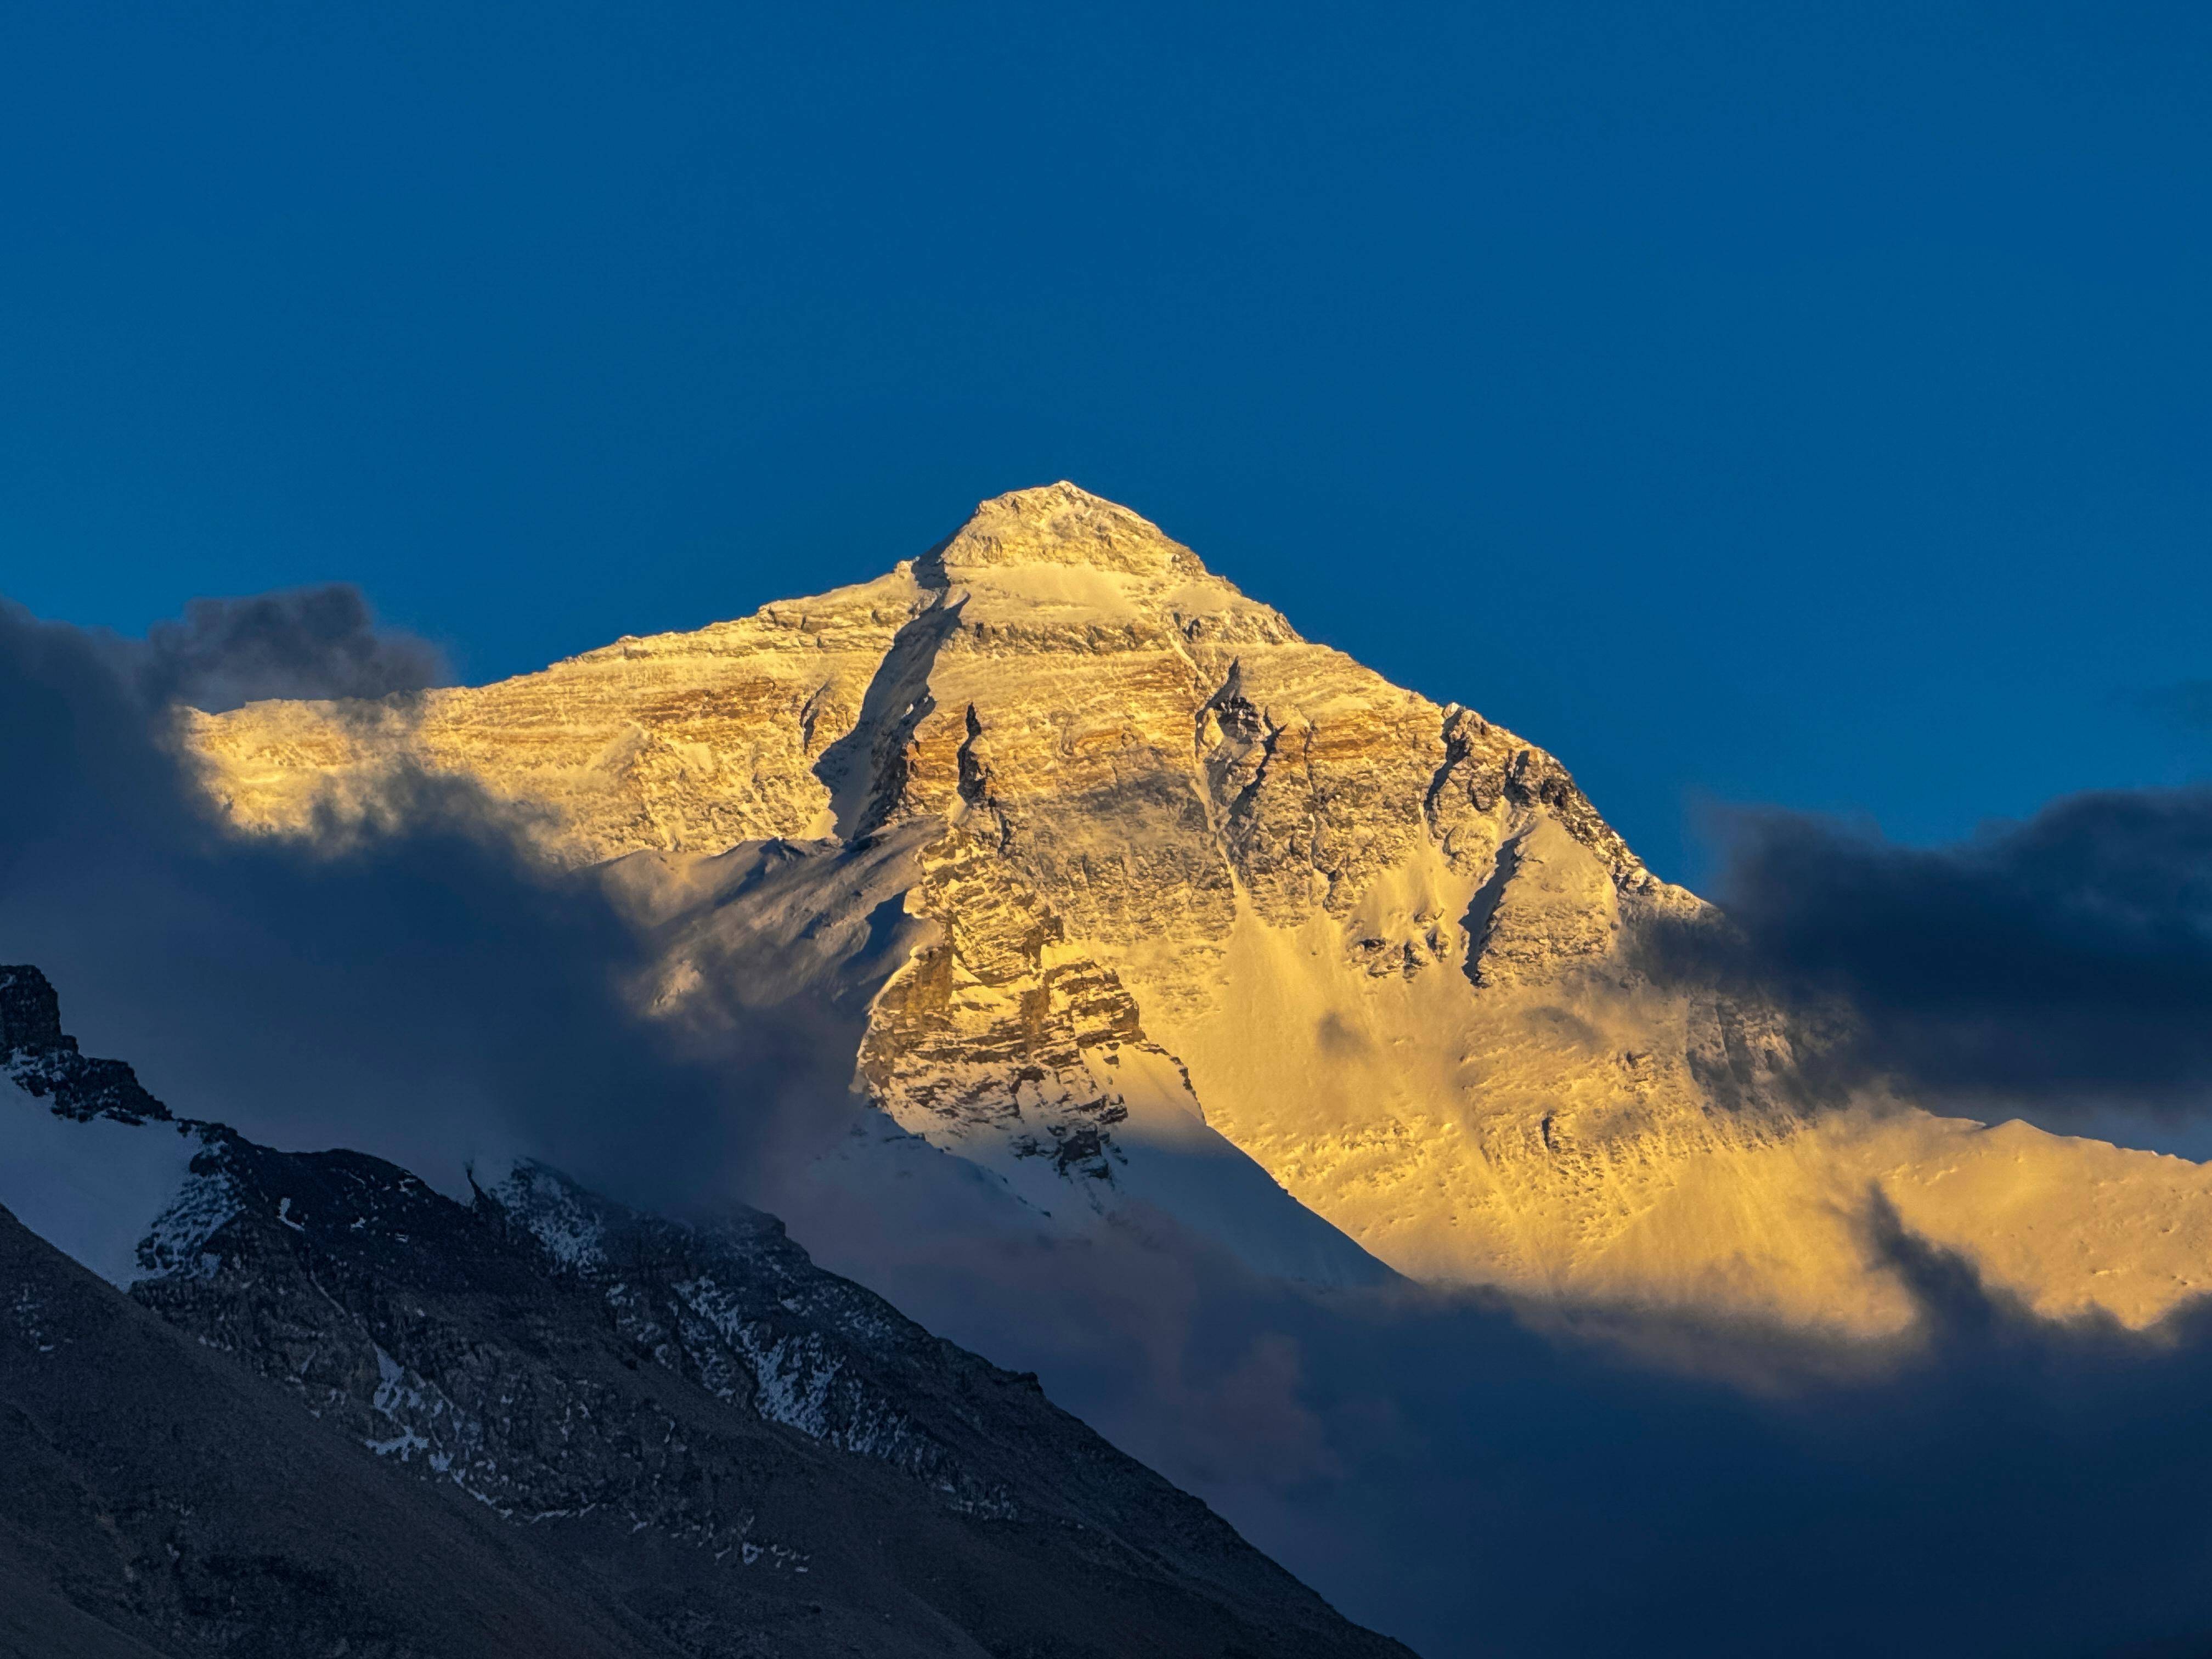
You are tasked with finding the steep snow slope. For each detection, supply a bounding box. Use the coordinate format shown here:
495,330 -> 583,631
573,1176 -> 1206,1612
185,484 -> 2212,1335
599,825 -> 1396,1286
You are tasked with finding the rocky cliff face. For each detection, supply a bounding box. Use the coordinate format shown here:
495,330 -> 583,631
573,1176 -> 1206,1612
186,484 -> 2212,1336
0,966 -> 1408,1658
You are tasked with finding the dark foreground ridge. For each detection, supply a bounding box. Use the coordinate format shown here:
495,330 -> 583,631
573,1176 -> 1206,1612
0,964 -> 1413,1658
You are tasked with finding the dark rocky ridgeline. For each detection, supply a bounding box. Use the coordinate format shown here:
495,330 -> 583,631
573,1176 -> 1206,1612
0,966 -> 1414,1658
0,965 -> 170,1125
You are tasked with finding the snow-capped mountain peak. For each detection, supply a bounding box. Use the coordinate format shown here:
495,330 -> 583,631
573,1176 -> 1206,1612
181,488 -> 2212,1337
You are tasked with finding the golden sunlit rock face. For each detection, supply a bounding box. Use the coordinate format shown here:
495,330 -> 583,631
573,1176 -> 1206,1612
188,483 -> 2212,1336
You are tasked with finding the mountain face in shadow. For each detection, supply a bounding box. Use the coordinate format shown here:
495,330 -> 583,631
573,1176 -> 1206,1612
0,965 -> 1408,1659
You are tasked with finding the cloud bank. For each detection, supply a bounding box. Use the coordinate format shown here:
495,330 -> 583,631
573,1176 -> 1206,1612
1655,790 -> 2212,1126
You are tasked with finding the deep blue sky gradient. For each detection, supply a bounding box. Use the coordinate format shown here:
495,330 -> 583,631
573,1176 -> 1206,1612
4,2 -> 2209,883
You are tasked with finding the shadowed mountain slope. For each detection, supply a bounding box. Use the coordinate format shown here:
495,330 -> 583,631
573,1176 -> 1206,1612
0,965 -> 1410,1659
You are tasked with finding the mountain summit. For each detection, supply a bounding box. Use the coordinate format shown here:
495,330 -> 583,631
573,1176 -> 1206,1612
185,486 -> 2212,1335
923,482 -> 1205,577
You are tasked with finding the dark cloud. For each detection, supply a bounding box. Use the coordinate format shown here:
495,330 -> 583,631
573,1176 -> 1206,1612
129,585 -> 449,712
1650,790 -> 2212,1124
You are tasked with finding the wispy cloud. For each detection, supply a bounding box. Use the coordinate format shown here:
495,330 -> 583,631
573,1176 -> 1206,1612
131,584 -> 449,712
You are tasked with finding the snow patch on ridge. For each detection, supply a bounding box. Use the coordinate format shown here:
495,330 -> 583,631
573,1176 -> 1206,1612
0,1075 -> 218,1286
482,1158 -> 608,1271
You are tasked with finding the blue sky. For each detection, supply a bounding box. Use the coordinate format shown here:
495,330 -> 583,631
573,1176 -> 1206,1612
4,2 -> 2208,884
